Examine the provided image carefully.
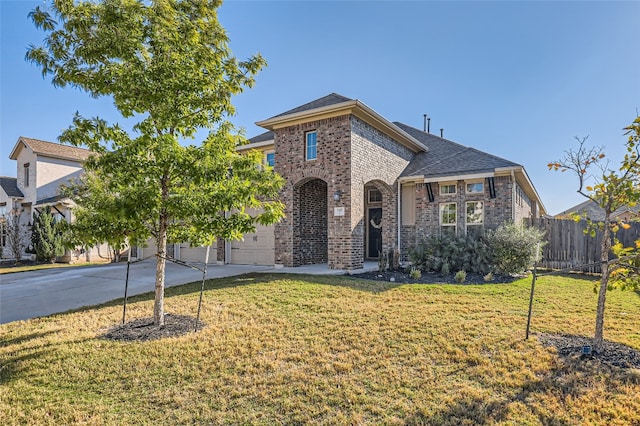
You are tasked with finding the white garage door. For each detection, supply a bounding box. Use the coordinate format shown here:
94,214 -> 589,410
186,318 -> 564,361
230,212 -> 275,265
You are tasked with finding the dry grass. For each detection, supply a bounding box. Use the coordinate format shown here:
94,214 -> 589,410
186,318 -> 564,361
0,261 -> 108,275
1,273 -> 639,425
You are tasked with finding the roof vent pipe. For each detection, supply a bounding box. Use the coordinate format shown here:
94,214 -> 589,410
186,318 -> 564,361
423,114 -> 427,132
440,128 -> 444,138
428,117 -> 431,133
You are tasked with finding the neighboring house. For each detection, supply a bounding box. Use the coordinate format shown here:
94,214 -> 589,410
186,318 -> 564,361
0,137 -> 110,262
226,93 -> 546,270
555,199 -> 640,222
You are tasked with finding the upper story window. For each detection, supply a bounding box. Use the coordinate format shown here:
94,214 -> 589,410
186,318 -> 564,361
305,131 -> 317,161
265,152 -> 275,168
440,183 -> 456,196
466,181 -> 484,194
23,163 -> 30,187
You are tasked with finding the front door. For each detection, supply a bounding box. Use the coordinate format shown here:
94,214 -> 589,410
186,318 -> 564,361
367,208 -> 383,258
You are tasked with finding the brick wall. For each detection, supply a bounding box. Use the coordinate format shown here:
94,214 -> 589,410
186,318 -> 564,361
402,175 -> 519,259
350,117 -> 413,262
273,114 -> 415,269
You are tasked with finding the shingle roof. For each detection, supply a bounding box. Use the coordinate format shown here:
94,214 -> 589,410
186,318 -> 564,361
248,131 -> 274,144
0,176 -> 24,197
396,122 -> 520,178
269,93 -> 353,119
13,137 -> 92,162
555,199 -> 640,221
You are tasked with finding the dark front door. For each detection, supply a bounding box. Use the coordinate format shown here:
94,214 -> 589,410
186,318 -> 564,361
368,208 -> 383,258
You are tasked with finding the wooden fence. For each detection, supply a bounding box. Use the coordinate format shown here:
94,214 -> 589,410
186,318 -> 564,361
528,218 -> 640,273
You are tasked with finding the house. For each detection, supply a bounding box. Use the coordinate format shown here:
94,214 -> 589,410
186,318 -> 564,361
224,93 -> 546,270
555,199 -> 640,222
0,137 -> 110,262
2,94 -> 546,269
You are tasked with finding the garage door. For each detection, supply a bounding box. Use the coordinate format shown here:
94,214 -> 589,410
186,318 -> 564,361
230,211 -> 275,265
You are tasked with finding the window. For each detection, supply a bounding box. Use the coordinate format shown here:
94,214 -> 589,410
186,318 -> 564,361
24,163 -> 30,187
466,181 -> 484,194
466,201 -> 483,237
0,222 -> 5,248
466,201 -> 483,225
401,184 -> 415,225
305,131 -> 317,161
440,183 -> 456,195
368,188 -> 382,203
440,203 -> 458,232
265,152 -> 275,167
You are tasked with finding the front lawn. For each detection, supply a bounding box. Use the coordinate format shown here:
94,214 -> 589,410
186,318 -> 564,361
1,274 -> 638,425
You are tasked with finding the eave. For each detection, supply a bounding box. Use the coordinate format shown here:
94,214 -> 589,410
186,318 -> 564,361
256,100 -> 427,153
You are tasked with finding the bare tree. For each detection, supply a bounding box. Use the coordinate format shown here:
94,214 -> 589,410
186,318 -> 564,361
5,209 -> 26,263
549,117 -> 640,352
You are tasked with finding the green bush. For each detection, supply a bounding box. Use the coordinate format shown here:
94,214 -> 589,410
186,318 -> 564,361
455,270 -> 467,283
409,222 -> 545,276
486,223 -> 545,275
409,234 -> 492,274
30,206 -> 66,263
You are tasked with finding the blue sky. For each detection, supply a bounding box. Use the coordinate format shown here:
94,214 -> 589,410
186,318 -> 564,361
1,0 -> 639,215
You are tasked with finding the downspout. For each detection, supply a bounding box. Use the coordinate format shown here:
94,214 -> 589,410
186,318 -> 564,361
397,180 -> 401,256
511,170 -> 516,222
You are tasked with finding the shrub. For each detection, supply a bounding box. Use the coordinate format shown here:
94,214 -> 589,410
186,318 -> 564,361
483,272 -> 494,282
378,251 -> 388,272
409,234 -> 492,274
31,206 -> 66,263
455,270 -> 467,283
486,222 -> 545,275
409,267 -> 421,279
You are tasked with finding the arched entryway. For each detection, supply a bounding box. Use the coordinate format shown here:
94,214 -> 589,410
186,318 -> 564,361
293,178 -> 328,265
364,180 -> 395,260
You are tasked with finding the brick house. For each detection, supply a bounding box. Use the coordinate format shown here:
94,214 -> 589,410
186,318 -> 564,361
227,93 -> 546,270
0,137 -> 110,262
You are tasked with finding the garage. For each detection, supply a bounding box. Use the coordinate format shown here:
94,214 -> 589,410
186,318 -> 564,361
230,210 -> 275,265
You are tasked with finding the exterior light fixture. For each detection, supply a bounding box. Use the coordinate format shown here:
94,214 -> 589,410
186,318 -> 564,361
333,190 -> 342,201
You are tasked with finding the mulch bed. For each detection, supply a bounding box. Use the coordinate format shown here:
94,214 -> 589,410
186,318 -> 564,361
537,333 -> 640,369
100,314 -> 204,342
350,269 -> 518,284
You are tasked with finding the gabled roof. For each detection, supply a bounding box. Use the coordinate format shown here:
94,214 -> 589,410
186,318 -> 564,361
270,93 -> 353,119
555,199 -> 640,221
248,131 -> 275,144
0,176 -> 24,198
397,122 -> 519,178
256,93 -> 427,152
9,137 -> 92,162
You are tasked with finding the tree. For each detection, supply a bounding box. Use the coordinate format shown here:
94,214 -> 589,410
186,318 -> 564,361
28,0 -> 284,326
5,209 -> 26,263
549,116 -> 640,352
31,206 -> 66,263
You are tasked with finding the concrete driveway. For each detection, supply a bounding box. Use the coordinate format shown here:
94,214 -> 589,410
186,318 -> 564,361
0,259 -> 271,324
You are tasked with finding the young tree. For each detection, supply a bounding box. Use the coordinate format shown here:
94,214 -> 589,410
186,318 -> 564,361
549,117 -> 640,352
28,0 -> 284,326
5,209 -> 26,263
31,206 -> 65,263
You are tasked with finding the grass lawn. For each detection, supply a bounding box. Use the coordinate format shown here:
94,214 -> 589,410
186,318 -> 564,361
1,273 -> 639,425
0,261 -> 109,275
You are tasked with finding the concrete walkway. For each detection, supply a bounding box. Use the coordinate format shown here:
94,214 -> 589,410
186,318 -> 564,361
0,259 -> 378,324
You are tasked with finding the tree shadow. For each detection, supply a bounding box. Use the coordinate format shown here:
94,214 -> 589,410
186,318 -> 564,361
404,348 -> 640,425
0,335 -> 91,385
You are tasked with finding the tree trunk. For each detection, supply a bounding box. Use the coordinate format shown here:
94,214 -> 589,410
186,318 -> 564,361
594,213 -> 612,353
154,217 -> 167,327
